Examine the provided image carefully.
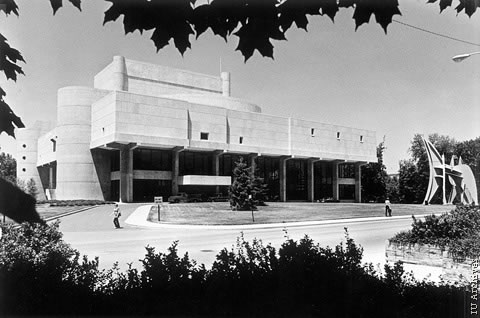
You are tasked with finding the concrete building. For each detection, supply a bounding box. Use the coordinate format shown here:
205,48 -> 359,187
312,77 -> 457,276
16,56 -> 377,203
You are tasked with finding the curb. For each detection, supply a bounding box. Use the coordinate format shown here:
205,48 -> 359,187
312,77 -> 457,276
44,205 -> 100,222
125,204 -> 434,230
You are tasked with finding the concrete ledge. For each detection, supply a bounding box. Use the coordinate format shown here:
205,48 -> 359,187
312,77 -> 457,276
385,241 -> 472,283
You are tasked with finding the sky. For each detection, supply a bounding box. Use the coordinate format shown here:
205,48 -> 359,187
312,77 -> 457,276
1,0 -> 479,173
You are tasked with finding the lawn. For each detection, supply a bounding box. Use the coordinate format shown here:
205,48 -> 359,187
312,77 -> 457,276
148,202 -> 453,225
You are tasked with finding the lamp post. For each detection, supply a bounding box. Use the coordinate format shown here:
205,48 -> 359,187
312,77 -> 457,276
452,51 -> 480,62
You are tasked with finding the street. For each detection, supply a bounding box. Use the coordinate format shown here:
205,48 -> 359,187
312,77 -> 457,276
58,206 -> 425,276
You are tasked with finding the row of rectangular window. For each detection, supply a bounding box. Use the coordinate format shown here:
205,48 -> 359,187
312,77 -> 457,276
201,131 -> 364,143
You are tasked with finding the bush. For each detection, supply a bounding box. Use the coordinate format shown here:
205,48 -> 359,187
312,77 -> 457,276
0,222 -> 469,317
390,205 -> 480,259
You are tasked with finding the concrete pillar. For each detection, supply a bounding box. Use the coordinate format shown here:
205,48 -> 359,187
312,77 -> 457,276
354,163 -> 365,203
332,161 -> 339,201
279,157 -> 288,202
49,166 -> 54,189
120,145 -> 134,203
171,147 -> 183,196
221,72 -> 230,97
212,150 -> 222,194
112,55 -> 128,91
307,159 -> 316,202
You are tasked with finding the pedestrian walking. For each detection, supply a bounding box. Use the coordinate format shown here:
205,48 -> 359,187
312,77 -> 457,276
112,203 -> 121,228
385,198 -> 391,217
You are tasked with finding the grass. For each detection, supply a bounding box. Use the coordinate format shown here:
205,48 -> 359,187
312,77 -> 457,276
148,202 -> 453,225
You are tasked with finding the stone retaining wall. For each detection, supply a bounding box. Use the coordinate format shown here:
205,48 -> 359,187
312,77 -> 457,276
385,241 -> 472,283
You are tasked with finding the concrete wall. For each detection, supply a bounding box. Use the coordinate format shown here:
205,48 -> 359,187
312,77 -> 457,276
56,86 -> 109,200
91,91 -> 190,149
227,110 -> 289,155
91,90 -> 377,163
290,118 -> 376,161
37,128 -> 57,166
94,56 -> 223,97
385,241 -> 472,284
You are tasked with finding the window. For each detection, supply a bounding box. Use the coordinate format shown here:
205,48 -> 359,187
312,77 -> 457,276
360,135 -> 364,143
336,132 -> 341,140
133,149 -> 172,171
22,156 -> 26,160
311,128 -> 315,137
22,144 -> 26,148
111,151 -> 120,172
22,168 -> 26,172
239,136 -> 243,144
338,163 -> 355,178
51,138 -> 56,152
200,132 -> 209,140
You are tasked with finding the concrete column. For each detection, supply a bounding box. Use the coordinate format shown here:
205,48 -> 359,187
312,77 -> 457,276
112,55 -> 128,91
212,151 -> 222,194
279,157 -> 288,202
332,161 -> 339,201
120,145 -> 134,203
354,163 -> 365,203
49,166 -> 54,189
171,147 -> 183,196
307,159 -> 316,202
221,72 -> 230,97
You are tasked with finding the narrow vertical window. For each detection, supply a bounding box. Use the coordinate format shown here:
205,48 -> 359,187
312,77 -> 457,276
239,136 -> 243,144
336,132 -> 341,140
360,135 -> 364,143
311,128 -> 315,137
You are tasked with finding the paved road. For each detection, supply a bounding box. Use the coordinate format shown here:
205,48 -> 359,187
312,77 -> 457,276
58,205 -> 426,276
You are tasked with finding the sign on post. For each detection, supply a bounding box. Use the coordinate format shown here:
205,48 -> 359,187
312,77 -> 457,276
154,196 -> 163,221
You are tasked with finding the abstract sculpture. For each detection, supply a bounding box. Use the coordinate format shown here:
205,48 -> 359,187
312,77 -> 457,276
423,138 -> 478,205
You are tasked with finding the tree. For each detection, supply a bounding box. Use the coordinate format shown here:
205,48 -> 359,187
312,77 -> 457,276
455,136 -> 480,201
398,159 -> 422,204
0,152 -> 16,184
385,174 -> 399,203
26,178 -> 38,199
361,141 -> 387,202
1,0 -> 479,137
229,157 -> 266,211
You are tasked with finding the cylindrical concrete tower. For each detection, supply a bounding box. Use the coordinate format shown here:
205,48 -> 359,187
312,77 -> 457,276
16,122 -> 50,201
221,72 -> 230,97
111,55 -> 128,91
55,86 -> 108,200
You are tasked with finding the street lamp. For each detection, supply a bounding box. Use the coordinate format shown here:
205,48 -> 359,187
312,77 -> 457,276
452,51 -> 480,63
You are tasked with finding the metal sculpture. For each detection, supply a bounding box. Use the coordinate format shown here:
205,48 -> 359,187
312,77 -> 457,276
423,138 -> 478,205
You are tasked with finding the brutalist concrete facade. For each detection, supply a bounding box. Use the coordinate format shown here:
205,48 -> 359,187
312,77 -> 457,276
17,56 -> 377,202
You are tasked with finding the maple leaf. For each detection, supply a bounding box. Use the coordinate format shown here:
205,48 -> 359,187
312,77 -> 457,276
0,0 -> 19,16
0,33 -> 25,81
353,0 -> 401,33
233,0 -> 286,61
49,0 -> 81,15
0,95 -> 25,138
104,0 -> 195,55
456,0 -> 480,16
192,0 -> 245,40
427,0 -> 453,12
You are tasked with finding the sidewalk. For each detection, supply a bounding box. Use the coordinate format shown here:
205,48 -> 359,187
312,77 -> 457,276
125,203 -> 451,230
